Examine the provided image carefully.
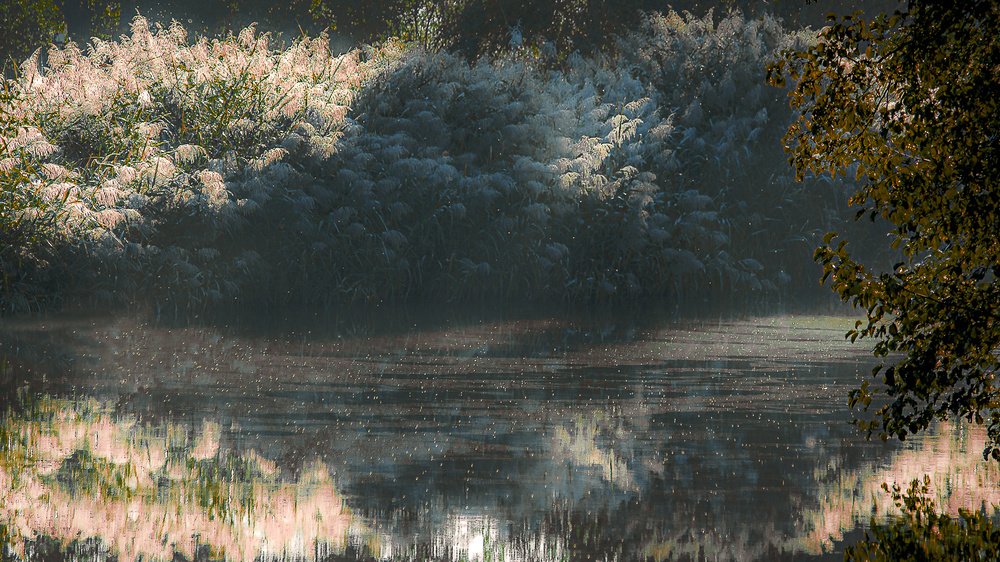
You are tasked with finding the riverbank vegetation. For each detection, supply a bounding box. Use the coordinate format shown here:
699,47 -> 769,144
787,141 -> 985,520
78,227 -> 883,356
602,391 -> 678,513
1,9 -> 889,320
771,0 -> 1000,557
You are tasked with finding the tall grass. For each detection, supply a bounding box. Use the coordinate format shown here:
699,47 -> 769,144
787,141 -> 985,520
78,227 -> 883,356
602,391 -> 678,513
0,11 -> 878,320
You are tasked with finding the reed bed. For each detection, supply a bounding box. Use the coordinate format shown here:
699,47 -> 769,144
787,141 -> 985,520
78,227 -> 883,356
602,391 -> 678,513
0,11 -> 876,319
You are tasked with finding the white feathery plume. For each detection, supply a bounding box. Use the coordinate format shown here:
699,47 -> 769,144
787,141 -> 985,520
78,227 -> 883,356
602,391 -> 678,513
196,248 -> 221,261
448,203 -> 467,220
345,222 -> 365,239
115,166 -> 139,187
389,201 -> 410,220
138,156 -> 175,188
383,230 -> 407,249
136,90 -> 153,108
120,209 -> 142,224
41,163 -> 73,180
172,144 -> 207,165
94,181 -> 124,206
95,209 -> 126,229
524,202 -> 549,224
42,182 -> 80,203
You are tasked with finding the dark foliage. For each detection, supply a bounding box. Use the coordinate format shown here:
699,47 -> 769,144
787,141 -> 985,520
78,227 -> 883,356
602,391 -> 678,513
771,0 -> 1000,455
0,0 -> 64,78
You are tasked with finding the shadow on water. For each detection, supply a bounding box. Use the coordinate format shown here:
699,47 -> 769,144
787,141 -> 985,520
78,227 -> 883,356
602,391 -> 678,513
1,308 -> 997,561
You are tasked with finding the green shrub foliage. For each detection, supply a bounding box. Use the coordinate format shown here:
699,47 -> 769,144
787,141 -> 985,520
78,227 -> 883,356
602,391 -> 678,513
0,11 -> 867,318
315,0 -> 906,58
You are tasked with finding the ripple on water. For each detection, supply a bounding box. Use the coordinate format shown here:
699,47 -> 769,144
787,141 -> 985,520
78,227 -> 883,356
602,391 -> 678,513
0,313 -> 996,561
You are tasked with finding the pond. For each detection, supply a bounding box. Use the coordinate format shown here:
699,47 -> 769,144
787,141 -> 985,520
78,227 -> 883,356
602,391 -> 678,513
0,311 -> 997,561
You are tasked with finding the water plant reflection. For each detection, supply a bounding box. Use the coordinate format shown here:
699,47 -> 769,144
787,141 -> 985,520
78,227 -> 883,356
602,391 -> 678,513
799,421 -> 1000,555
0,395 -> 369,561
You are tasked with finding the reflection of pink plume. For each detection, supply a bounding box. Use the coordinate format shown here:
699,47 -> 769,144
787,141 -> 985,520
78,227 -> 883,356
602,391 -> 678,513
190,420 -> 220,460
0,397 -> 367,562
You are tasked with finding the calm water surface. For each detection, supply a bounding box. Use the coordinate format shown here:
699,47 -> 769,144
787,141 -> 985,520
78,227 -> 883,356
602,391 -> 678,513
1,312 -> 997,561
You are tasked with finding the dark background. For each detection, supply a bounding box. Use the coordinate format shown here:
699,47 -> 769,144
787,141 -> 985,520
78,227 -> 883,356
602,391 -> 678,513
4,0 -> 904,75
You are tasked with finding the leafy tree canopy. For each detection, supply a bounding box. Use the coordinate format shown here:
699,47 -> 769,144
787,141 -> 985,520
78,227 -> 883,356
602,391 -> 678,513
1,0 -> 121,78
0,0 -> 64,77
768,1 -> 1000,457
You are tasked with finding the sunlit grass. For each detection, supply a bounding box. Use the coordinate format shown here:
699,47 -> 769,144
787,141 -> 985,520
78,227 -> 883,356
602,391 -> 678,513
1,15 -> 403,318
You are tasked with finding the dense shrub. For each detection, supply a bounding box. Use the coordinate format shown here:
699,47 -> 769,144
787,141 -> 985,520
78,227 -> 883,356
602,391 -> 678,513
330,0 -> 906,60
619,11 -> 855,301
0,83 -> 76,314
0,11 -> 875,318
0,17 -> 386,317
378,0 -> 905,60
1,1 -> 907,81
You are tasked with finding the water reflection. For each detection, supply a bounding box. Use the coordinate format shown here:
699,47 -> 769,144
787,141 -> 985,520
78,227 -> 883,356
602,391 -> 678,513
798,421 -> 1000,554
0,396 -> 367,562
1,314 -> 997,561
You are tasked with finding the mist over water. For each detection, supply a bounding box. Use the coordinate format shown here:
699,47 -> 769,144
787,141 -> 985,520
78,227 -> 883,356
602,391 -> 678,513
2,311 -> 996,561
